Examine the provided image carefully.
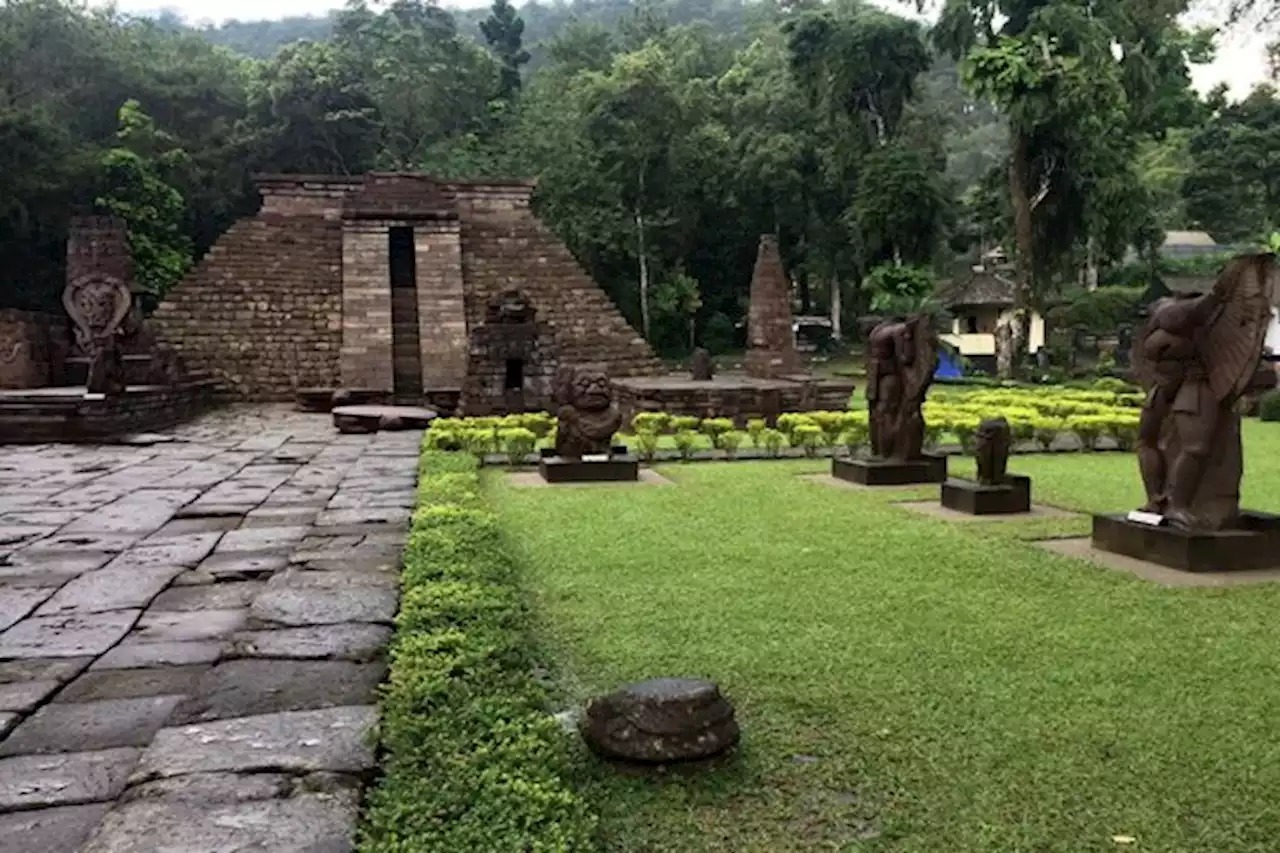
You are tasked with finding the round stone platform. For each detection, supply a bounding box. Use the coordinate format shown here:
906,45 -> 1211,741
332,405 -> 437,434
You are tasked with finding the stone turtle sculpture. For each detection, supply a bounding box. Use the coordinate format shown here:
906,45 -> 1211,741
580,677 -> 739,764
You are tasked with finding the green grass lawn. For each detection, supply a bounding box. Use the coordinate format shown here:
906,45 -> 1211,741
487,420 -> 1280,853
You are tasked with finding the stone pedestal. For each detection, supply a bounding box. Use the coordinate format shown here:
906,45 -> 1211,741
580,677 -> 739,764
296,388 -> 336,412
539,456 -> 639,483
1091,511 -> 1280,572
832,454 -> 947,486
941,475 -> 1031,515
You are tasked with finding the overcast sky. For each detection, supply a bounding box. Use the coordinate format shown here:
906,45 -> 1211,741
106,0 -> 1273,100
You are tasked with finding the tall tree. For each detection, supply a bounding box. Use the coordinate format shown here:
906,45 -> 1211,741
480,0 -> 531,100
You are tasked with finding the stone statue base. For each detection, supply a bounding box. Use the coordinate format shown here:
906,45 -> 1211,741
1092,511 -> 1280,572
941,476 -> 1031,515
580,677 -> 739,764
832,454 -> 947,486
539,455 -> 639,483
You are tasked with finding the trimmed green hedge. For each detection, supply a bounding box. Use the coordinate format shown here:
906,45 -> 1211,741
358,451 -> 597,853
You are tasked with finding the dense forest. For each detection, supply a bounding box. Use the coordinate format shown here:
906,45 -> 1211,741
2,0 -> 1278,361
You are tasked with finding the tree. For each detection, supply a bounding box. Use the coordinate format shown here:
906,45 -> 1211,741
95,100 -> 192,300
1183,85 -> 1280,241
480,0 -> 531,100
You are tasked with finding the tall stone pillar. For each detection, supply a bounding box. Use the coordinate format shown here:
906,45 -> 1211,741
744,235 -> 800,378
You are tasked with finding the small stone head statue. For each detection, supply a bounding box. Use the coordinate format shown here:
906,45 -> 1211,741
975,416 -> 1012,485
691,347 -> 713,381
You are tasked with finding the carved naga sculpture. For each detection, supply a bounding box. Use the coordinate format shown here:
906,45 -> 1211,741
63,272 -> 131,395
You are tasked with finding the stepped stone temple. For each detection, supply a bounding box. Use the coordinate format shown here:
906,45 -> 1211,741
150,173 -> 661,414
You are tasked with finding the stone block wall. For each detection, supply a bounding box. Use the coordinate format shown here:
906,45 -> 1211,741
0,310 -> 69,388
339,224 -> 394,391
150,217 -> 343,400
413,222 -> 468,391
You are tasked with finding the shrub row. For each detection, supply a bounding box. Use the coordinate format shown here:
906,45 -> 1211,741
358,451 -> 596,853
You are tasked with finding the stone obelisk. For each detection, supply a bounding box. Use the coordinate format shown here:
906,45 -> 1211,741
744,235 -> 800,378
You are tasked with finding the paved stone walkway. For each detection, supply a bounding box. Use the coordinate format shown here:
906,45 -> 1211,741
0,406 -> 420,852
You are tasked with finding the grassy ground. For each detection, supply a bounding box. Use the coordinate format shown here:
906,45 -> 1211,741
487,419 -> 1280,853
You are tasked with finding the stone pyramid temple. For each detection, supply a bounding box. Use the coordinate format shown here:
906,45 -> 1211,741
150,173 -> 660,414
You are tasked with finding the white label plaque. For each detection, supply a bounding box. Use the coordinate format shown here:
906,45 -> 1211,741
583,454 -> 609,462
1126,510 -> 1165,527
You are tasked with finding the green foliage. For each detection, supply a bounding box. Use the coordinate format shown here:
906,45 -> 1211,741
791,423 -> 824,456
698,417 -> 734,443
635,429 -> 661,460
480,0 -> 531,101
672,430 -> 699,460
631,412 -> 671,435
718,430 -> 744,457
1259,390 -> 1280,423
359,452 -> 596,851
670,415 -> 701,433
498,427 -> 537,465
861,263 -> 936,314
761,427 -> 785,457
1183,86 -> 1280,241
746,418 -> 767,448
775,413 -> 815,443
1059,286 -> 1145,335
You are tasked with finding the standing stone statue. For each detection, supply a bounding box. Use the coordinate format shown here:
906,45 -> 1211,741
690,347 -> 714,381
974,417 -> 1012,485
866,315 -> 937,461
1131,253 -> 1278,529
63,273 -> 131,395
553,365 -> 623,459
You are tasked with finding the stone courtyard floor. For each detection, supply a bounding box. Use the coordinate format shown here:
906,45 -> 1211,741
0,405 -> 420,852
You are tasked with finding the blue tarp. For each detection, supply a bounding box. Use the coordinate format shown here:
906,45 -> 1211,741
935,348 -> 963,379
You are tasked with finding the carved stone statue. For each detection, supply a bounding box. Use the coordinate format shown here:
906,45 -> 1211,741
866,315 -> 937,461
486,289 -> 535,325
63,272 -> 131,395
690,347 -> 714,381
553,365 -> 623,459
975,417 -> 1011,485
1131,253 -> 1278,530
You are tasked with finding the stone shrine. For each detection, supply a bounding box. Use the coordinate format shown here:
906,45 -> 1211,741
1092,253 -> 1280,571
744,235 -> 800,379
148,173 -> 660,414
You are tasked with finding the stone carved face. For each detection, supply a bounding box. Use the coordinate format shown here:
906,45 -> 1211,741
570,369 -> 612,412
65,274 -> 130,340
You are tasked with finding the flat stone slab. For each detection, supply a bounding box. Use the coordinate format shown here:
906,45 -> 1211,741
895,501 -> 1078,523
1038,538 -> 1280,587
172,659 -> 387,723
104,533 -> 222,570
0,748 -> 140,811
35,565 -> 182,616
507,469 -> 674,488
249,585 -> 397,627
21,533 -> 139,554
132,705 -> 376,781
79,790 -> 358,853
0,802 -> 110,853
0,680 -> 60,713
93,641 -> 222,670
0,611 -> 139,659
149,582 -> 264,612
128,609 -> 247,644
832,454 -> 947,486
0,658 -> 91,684
316,507 -> 411,527
224,625 -> 392,662
0,695 -> 185,756
195,552 -> 289,581
57,665 -> 209,703
214,526 -> 310,554
333,404 -> 436,433
0,588 -> 55,631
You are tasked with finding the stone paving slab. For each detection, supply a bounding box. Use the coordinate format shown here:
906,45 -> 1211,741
0,802 -> 111,853
133,705 -> 377,780
0,748 -> 140,811
0,408 -> 417,846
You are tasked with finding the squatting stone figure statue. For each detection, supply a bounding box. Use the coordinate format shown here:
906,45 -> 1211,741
1132,253 -> 1278,530
866,314 -> 937,461
553,365 -> 623,459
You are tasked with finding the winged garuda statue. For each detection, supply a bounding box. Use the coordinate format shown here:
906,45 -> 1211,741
1130,253 -> 1279,530
866,314 -> 938,461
